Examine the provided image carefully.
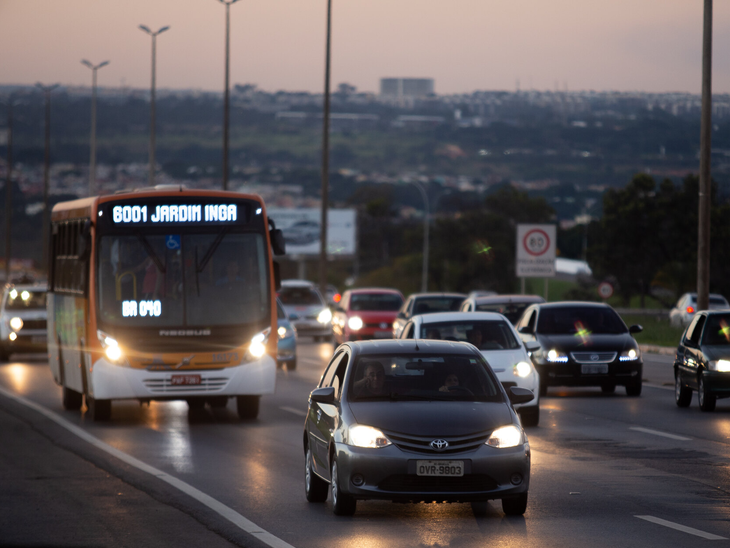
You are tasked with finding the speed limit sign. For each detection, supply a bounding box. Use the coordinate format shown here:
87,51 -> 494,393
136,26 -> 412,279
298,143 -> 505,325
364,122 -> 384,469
516,224 -> 556,277
598,282 -> 614,299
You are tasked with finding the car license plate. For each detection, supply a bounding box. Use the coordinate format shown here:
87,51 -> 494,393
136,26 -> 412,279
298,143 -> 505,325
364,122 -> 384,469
171,374 -> 201,386
581,364 -> 608,374
374,330 -> 392,339
416,460 -> 464,477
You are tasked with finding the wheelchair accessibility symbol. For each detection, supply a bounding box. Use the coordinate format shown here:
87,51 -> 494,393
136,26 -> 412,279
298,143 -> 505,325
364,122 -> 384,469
165,235 -> 181,250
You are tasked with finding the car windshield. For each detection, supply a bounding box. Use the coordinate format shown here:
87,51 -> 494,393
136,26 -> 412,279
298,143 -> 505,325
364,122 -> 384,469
475,302 -> 532,324
702,314 -> 730,346
419,320 -> 521,350
279,286 -> 323,306
348,353 -> 502,402
537,306 -> 627,335
350,293 -> 403,311
4,289 -> 46,310
97,233 -> 269,327
413,297 -> 464,315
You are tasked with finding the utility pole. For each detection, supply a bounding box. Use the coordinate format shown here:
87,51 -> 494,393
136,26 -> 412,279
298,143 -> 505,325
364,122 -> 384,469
697,0 -> 712,311
81,60 -> 109,196
318,0 -> 332,298
218,0 -> 240,190
3,101 -> 13,283
36,83 -> 59,276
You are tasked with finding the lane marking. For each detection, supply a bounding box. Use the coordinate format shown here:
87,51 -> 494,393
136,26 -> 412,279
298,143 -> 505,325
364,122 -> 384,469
629,427 -> 691,441
0,386 -> 296,548
642,382 -> 673,391
635,515 -> 727,540
280,406 -> 307,417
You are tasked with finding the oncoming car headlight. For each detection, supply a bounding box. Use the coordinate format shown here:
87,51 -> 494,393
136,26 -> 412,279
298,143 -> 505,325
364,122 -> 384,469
546,349 -> 568,363
709,359 -> 730,372
278,325 -> 295,339
619,348 -> 640,362
486,425 -> 523,448
9,317 -> 23,331
513,361 -> 532,378
348,316 -> 364,331
317,307 -> 332,325
97,330 -> 124,363
349,425 -> 391,448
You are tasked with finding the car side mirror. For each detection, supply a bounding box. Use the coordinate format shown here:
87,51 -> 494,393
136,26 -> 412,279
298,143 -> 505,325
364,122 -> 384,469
524,341 -> 540,352
629,324 -> 643,334
508,386 -> 535,406
310,386 -> 336,404
518,326 -> 533,335
397,312 -> 405,319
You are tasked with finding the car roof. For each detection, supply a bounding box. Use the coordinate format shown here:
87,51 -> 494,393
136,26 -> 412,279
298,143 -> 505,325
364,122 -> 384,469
409,292 -> 467,299
473,294 -> 545,304
414,311 -> 509,323
281,279 -> 316,288
342,339 -> 482,357
532,301 -> 613,309
347,287 -> 403,295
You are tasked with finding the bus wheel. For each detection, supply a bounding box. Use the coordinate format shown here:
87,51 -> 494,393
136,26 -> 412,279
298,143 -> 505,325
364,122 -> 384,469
237,396 -> 260,420
87,396 -> 111,421
62,387 -> 83,410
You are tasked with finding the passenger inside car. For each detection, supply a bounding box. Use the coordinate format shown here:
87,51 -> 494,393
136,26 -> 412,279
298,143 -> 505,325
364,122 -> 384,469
353,360 -> 387,397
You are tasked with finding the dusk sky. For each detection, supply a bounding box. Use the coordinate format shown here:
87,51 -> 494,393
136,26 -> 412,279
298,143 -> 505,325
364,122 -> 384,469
2,0 -> 730,95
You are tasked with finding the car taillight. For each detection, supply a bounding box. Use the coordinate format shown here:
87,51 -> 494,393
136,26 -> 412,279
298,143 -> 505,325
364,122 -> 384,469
687,306 -> 695,314
334,293 -> 342,303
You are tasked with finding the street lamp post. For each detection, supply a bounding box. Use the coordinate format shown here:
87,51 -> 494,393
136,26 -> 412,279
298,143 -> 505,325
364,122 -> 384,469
410,182 -> 430,292
218,0 -> 240,191
35,83 -> 59,275
319,0 -> 332,299
2,100 -> 14,283
139,25 -> 170,187
81,60 -> 109,197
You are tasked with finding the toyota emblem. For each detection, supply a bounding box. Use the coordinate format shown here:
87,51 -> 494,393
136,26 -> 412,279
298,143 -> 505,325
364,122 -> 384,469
430,439 -> 449,451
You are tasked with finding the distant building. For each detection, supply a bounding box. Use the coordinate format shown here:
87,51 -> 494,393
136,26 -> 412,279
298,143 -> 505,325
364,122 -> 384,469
380,78 -> 434,100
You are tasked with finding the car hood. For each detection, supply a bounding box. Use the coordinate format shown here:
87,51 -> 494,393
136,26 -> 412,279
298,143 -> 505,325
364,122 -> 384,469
283,304 -> 324,318
348,400 -> 514,436
347,310 -> 398,322
479,349 -> 528,374
536,333 -> 635,352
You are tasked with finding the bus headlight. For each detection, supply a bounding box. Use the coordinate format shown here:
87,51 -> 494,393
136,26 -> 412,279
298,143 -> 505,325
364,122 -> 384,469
513,361 -> 533,378
244,328 -> 271,362
348,316 -> 363,331
97,329 -> 124,363
9,317 -> 23,331
317,307 -> 332,324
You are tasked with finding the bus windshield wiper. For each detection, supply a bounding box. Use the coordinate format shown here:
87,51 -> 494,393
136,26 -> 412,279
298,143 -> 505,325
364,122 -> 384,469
136,233 -> 166,274
196,227 -> 229,274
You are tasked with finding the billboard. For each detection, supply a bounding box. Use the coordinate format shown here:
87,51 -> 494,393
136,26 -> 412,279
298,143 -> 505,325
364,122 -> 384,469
516,224 -> 556,277
267,208 -> 356,256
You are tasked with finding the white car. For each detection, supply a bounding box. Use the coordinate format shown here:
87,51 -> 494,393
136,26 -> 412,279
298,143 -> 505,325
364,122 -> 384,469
397,311 -> 540,426
669,292 -> 730,328
0,283 -> 48,362
278,279 -> 332,341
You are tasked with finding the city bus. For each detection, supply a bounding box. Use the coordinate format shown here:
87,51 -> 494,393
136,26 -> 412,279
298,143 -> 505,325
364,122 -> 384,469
47,187 -> 286,421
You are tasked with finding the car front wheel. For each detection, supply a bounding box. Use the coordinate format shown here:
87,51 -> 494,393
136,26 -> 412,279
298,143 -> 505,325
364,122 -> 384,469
502,493 -> 528,516
330,458 -> 356,516
675,372 -> 692,407
304,446 -> 328,502
698,375 -> 716,412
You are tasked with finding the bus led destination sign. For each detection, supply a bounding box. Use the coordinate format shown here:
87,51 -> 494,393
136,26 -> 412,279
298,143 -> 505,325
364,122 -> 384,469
112,203 -> 239,225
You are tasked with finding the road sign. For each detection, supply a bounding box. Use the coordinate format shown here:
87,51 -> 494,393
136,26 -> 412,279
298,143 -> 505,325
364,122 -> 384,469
598,282 -> 614,299
516,224 -> 556,278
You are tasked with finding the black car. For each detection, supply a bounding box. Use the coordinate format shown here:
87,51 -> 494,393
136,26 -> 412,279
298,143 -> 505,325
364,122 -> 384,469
674,310 -> 730,411
303,339 -> 534,516
515,302 -> 643,396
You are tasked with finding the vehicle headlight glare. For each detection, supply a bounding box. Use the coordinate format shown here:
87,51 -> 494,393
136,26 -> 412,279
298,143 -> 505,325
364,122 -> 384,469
514,361 -> 532,378
619,348 -> 640,361
97,330 -> 124,363
249,331 -> 267,358
710,359 -> 730,372
8,332 -> 17,341
349,425 -> 391,448
546,349 -> 568,363
317,307 -> 332,324
348,316 -> 364,331
486,425 -> 523,448
9,317 -> 23,331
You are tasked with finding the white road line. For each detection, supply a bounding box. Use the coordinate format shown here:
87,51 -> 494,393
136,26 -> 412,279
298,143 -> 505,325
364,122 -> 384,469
629,426 -> 691,441
635,515 -> 727,540
0,386 -> 296,548
642,382 -> 674,391
280,406 -> 307,417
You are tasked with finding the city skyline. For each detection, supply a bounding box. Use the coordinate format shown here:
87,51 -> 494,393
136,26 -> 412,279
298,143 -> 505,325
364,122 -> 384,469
1,0 -> 730,95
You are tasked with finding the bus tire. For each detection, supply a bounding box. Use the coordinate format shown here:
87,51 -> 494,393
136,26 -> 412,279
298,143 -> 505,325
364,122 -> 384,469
62,387 -> 83,410
87,396 -> 111,421
237,395 -> 260,420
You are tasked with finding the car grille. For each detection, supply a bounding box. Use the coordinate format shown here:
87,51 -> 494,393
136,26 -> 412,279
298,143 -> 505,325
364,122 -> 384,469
142,377 -> 229,393
378,474 -> 498,493
570,351 -> 617,364
382,429 -> 489,455
21,319 -> 47,330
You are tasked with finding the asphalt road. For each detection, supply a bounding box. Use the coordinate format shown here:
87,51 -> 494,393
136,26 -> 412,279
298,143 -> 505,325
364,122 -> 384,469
1,344 -> 730,548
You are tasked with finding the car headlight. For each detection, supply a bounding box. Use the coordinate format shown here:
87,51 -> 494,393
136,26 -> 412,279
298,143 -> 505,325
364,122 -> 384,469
486,424 -> 523,448
278,325 -> 295,339
245,328 -> 271,361
619,348 -> 640,362
317,307 -> 332,324
513,361 -> 533,378
348,316 -> 364,331
349,425 -> 391,448
97,329 -> 124,363
546,349 -> 568,363
709,359 -> 730,372
9,317 -> 23,331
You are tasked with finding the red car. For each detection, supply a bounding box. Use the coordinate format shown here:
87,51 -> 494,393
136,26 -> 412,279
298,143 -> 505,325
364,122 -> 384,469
332,288 -> 404,345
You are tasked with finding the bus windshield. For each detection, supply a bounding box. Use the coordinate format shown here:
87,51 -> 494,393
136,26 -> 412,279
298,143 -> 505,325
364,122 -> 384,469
97,232 -> 269,327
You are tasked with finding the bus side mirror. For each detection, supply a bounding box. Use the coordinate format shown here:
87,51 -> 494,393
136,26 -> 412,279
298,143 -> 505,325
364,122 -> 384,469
271,229 -> 286,256
273,261 -> 282,291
